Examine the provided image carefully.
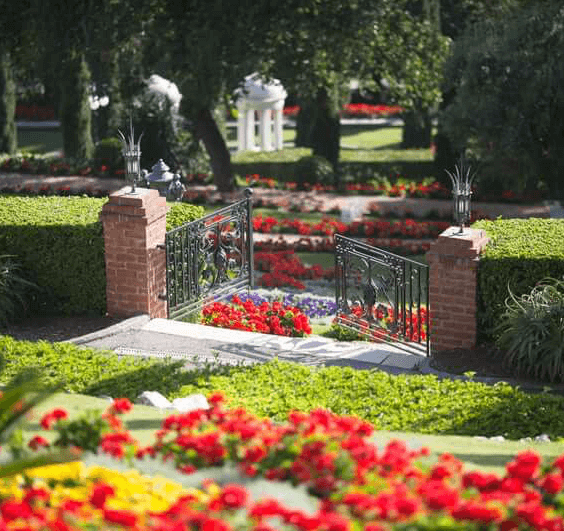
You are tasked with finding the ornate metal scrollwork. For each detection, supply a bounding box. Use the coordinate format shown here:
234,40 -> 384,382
164,190 -> 254,320
334,234 -> 429,356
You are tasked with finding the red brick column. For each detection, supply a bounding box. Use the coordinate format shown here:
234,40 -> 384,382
426,227 -> 489,353
100,187 -> 169,319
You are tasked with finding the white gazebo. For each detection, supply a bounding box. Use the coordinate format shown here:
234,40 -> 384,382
235,73 -> 287,152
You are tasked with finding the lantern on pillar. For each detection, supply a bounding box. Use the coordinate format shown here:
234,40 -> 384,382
118,120 -> 143,193
446,158 -> 477,233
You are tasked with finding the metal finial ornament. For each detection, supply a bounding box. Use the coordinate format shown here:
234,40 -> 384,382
445,158 -> 477,234
118,119 -> 143,193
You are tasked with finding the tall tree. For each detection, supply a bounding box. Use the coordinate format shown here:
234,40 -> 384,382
144,0 -> 379,191
0,0 -> 35,154
0,52 -> 16,155
363,2 -> 450,149
441,1 -> 564,197
143,0 -> 280,192
30,0 -> 152,158
262,1 -> 379,179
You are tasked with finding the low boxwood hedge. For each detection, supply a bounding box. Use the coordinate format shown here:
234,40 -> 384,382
474,218 -> 564,342
0,195 -> 204,316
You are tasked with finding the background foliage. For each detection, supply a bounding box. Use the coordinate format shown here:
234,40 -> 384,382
441,2 -> 564,197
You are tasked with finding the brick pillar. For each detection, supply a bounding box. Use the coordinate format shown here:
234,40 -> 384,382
100,187 -> 169,319
426,227 -> 489,353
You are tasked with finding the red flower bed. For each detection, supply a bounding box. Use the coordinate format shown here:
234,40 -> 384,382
255,250 -> 335,288
254,236 -> 432,255
201,294 -> 312,336
253,214 -> 449,240
16,104 -> 56,121
19,394 -> 564,531
343,304 -> 428,343
283,104 -> 405,118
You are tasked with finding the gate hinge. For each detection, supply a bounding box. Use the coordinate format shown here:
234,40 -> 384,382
157,244 -> 166,250
158,292 -> 167,300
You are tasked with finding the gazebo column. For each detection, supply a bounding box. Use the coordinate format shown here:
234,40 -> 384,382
273,108 -> 284,150
245,110 -> 256,151
259,109 -> 273,151
237,106 -> 247,152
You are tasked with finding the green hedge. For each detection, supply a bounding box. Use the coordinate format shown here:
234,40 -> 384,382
233,160 -> 434,184
474,218 -> 564,342
0,195 -> 204,316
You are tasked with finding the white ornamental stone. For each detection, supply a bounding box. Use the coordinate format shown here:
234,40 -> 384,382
136,391 -> 173,410
171,394 -> 210,413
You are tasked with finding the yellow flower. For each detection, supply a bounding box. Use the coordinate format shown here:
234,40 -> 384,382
0,462 -> 207,514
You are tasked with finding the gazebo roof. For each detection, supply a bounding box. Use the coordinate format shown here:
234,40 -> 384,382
236,73 -> 287,104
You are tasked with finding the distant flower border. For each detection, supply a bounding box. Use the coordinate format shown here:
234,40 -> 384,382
283,103 -> 405,118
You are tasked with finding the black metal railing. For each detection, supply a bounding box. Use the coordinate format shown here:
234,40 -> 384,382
335,234 -> 430,356
164,189 -> 254,320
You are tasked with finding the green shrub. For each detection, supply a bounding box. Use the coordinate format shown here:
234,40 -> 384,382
0,335 -> 185,400
0,255 -> 36,324
0,196 -> 108,316
94,137 -> 123,173
0,196 -> 205,316
169,359 -> 564,440
166,202 -> 205,231
496,278 -> 564,382
474,218 -> 564,342
294,155 -> 334,189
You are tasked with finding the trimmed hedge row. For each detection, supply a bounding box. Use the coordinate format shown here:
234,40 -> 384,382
0,195 -> 204,316
474,218 -> 564,342
232,160 -> 435,184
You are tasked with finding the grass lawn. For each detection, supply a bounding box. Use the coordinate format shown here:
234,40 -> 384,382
20,392 -> 564,476
17,127 -> 63,155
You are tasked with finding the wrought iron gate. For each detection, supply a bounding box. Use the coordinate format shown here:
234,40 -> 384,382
163,189 -> 254,320
335,234 -> 429,356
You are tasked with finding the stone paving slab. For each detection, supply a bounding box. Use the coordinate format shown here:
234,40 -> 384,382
74,316 -> 429,373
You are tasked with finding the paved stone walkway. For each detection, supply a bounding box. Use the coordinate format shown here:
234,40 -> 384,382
71,315 -> 430,375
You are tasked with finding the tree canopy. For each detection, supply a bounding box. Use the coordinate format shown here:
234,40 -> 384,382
441,1 -> 564,197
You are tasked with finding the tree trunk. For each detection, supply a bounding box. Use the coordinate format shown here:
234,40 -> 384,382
0,51 -> 16,155
103,48 -> 124,139
295,99 -> 315,148
60,53 -> 94,159
295,90 -> 341,189
194,107 -> 234,192
402,108 -> 432,148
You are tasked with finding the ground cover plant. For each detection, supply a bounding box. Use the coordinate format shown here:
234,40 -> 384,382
2,334 -> 564,442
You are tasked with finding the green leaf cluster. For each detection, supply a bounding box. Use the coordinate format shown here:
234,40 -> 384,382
166,203 -> 205,231
441,1 -> 564,197
0,335 -> 184,400
496,278 -> 564,382
474,218 -> 564,342
169,359 -> 564,441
